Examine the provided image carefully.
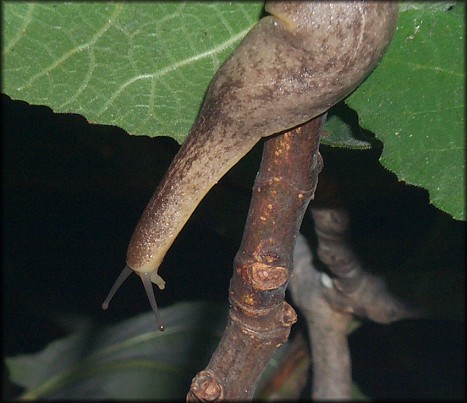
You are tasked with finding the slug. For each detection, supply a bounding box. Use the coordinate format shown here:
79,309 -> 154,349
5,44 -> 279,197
102,1 -> 398,331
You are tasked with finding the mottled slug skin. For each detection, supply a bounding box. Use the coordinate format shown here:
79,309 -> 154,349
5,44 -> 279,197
127,2 -> 398,275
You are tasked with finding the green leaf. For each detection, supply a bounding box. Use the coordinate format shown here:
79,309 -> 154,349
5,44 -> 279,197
322,103 -> 372,150
6,301 -> 228,399
346,5 -> 465,220
2,1 -> 370,151
3,2 -> 263,143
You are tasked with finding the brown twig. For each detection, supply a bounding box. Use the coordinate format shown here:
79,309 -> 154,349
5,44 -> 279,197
187,114 -> 326,401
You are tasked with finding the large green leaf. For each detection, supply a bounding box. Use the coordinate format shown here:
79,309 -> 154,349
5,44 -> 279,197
6,301 -> 228,399
3,2 -> 263,143
0,2 -> 414,151
346,4 -> 465,220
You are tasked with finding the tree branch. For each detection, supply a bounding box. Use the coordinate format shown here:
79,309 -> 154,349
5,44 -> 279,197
290,233 -> 353,399
310,206 -> 422,324
187,114 -> 326,401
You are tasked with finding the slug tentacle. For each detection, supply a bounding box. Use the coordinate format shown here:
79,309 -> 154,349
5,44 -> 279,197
102,265 -> 133,310
102,265 -> 165,331
140,272 -> 165,331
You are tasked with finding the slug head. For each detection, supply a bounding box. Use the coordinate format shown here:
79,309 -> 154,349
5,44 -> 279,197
102,266 -> 166,331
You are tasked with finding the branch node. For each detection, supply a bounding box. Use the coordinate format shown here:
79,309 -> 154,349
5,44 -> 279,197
280,301 -> 298,328
188,370 -> 224,402
249,263 -> 288,291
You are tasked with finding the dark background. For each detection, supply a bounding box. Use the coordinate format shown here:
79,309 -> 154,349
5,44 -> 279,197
2,93 -> 464,399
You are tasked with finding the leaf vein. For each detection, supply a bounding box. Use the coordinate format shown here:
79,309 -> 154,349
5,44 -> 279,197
98,26 -> 251,116
17,4 -> 124,92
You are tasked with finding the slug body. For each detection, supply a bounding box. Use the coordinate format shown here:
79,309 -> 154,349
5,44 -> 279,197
103,1 -> 398,330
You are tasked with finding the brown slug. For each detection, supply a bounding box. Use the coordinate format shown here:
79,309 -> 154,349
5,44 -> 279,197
102,1 -> 398,331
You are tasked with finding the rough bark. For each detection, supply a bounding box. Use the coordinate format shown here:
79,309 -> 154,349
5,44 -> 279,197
187,114 -> 326,401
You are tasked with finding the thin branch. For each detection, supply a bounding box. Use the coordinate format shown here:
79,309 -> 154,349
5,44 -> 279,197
310,206 -> 422,324
290,233 -> 353,399
187,114 -> 326,401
